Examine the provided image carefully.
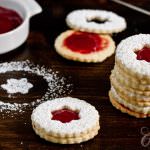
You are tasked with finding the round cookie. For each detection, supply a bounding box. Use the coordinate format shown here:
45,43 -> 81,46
115,34 -> 150,81
109,91 -> 150,118
115,64 -> 150,85
110,73 -> 150,107
110,87 -> 150,115
31,97 -> 100,144
112,68 -> 150,94
66,9 -> 126,34
54,30 -> 115,63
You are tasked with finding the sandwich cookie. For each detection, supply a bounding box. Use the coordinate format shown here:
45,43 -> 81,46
31,97 -> 100,144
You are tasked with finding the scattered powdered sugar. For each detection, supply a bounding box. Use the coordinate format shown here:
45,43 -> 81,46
1,78 -> 33,94
0,60 -> 72,116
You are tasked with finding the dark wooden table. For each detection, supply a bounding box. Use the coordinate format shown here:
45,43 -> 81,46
0,0 -> 150,149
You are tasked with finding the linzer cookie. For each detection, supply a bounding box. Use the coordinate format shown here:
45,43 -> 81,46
66,9 -> 127,34
110,73 -> 150,107
54,9 -> 127,63
31,97 -> 100,144
115,34 -> 150,81
55,30 -> 115,62
109,34 -> 150,118
113,65 -> 150,91
109,90 -> 150,118
110,87 -> 150,117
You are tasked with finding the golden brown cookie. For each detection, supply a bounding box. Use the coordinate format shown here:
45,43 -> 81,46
110,72 -> 150,105
109,87 -> 150,115
112,68 -> 150,95
109,91 -> 150,118
54,30 -> 115,63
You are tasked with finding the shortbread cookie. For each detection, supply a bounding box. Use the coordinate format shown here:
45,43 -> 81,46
66,9 -> 126,34
110,70 -> 150,97
110,87 -> 150,115
114,90 -> 150,107
115,64 -> 150,85
115,34 -> 150,81
109,91 -> 150,118
54,30 -> 115,63
32,123 -> 99,144
116,62 -> 150,84
112,70 -> 150,91
112,68 -> 150,94
113,65 -> 150,91
112,77 -> 150,107
31,97 -> 100,144
110,75 -> 150,106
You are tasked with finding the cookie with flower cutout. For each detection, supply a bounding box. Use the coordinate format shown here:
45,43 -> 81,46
31,97 -> 100,144
55,30 -> 115,63
66,9 -> 127,34
115,34 -> 150,82
109,34 -> 150,118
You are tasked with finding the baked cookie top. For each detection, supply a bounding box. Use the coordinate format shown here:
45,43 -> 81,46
31,97 -> 100,136
66,9 -> 127,34
116,34 -> 150,77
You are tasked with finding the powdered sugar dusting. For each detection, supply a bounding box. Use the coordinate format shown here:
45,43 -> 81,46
31,97 -> 100,135
116,34 -> 150,76
1,78 -> 33,94
0,60 -> 72,117
66,9 -> 126,34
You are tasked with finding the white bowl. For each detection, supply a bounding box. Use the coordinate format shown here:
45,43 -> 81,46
0,0 -> 42,54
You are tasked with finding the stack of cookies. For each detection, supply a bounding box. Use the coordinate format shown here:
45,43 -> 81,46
109,34 -> 150,118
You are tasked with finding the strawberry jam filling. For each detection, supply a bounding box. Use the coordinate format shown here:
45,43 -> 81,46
135,47 -> 150,62
64,31 -> 108,54
51,109 -> 80,123
0,6 -> 23,34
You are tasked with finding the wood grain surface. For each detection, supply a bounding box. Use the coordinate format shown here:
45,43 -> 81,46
0,0 -> 150,149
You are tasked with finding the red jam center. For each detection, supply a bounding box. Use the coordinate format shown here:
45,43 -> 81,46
64,31 -> 108,54
0,6 -> 23,34
135,47 -> 150,62
51,109 -> 79,123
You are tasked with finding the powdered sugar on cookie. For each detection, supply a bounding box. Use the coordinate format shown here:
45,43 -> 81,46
0,60 -> 72,116
116,34 -> 150,77
31,97 -> 100,136
109,34 -> 150,118
66,9 -> 126,34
